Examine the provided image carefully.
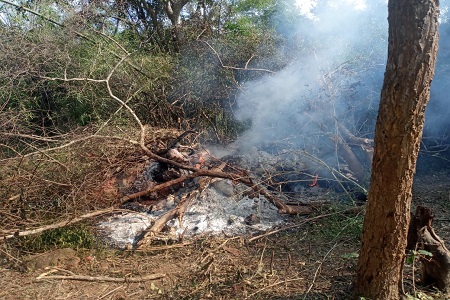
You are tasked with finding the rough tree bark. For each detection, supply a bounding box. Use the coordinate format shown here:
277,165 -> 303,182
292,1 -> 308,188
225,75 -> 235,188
354,0 -> 439,299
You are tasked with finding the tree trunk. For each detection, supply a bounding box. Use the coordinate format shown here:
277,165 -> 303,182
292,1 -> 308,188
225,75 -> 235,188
164,0 -> 190,52
354,0 -> 439,299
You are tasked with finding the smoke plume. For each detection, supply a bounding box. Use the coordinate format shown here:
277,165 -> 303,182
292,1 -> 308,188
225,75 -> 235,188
234,0 -> 450,154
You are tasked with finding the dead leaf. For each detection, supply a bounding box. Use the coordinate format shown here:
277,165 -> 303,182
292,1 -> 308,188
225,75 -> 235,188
223,247 -> 241,256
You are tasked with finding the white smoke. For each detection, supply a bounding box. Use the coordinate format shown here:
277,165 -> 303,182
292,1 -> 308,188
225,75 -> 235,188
235,0 -> 450,152
235,0 -> 388,151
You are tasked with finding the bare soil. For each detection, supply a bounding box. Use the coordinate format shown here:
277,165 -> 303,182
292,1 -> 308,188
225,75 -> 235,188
1,152 -> 449,300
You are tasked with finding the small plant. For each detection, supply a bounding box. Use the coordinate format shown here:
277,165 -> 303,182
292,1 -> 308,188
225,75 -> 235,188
405,291 -> 434,300
406,249 -> 433,265
20,225 -> 94,252
342,252 -> 359,259
405,249 -> 434,299
312,210 -> 364,241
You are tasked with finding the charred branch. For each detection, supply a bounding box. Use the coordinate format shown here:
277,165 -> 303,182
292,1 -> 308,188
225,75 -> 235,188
338,124 -> 373,148
247,180 -> 313,215
326,123 -> 373,183
136,165 -> 223,248
338,124 -> 374,165
335,135 -> 366,183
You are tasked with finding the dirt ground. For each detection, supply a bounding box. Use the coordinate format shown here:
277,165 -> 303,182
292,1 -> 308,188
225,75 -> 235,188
1,152 -> 449,300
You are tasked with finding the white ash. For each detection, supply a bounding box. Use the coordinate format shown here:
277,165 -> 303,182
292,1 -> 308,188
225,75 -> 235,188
97,213 -> 154,248
170,187 -> 283,237
97,179 -> 286,248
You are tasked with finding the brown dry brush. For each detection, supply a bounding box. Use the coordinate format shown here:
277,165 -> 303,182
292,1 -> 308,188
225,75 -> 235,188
0,82 -> 370,250
0,29 -> 185,233
0,125 -> 313,245
0,127 -> 150,230
0,135 -> 123,226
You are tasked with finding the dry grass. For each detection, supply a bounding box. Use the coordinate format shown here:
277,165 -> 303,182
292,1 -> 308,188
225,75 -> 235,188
1,128 -> 450,299
1,222 -> 360,300
1,189 -> 449,299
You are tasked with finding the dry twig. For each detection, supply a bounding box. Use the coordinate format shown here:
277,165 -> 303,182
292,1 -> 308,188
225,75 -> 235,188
36,270 -> 165,282
132,241 -> 192,252
0,207 -> 117,240
245,277 -> 304,299
201,41 -> 275,74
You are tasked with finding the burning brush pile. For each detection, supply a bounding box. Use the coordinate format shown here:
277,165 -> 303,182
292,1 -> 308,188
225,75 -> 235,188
98,129 -> 369,249
0,120 -> 372,250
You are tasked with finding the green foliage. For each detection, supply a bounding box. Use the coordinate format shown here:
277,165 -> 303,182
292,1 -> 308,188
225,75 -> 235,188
0,26 -> 97,129
0,21 -> 179,130
222,0 -> 277,45
223,18 -> 256,36
21,225 -> 94,252
341,252 -> 359,259
0,0 -> 292,140
236,0 -> 275,12
406,249 -> 433,264
312,211 -> 364,241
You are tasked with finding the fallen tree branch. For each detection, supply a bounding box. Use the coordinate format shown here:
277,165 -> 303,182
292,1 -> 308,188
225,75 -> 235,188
36,271 -> 165,282
0,207 -> 117,241
120,167 -> 244,203
136,192 -> 194,248
335,135 -> 366,183
133,158 -> 317,248
338,124 -> 374,167
121,162 -> 313,215
247,179 -> 313,215
338,123 -> 373,147
165,130 -> 198,151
